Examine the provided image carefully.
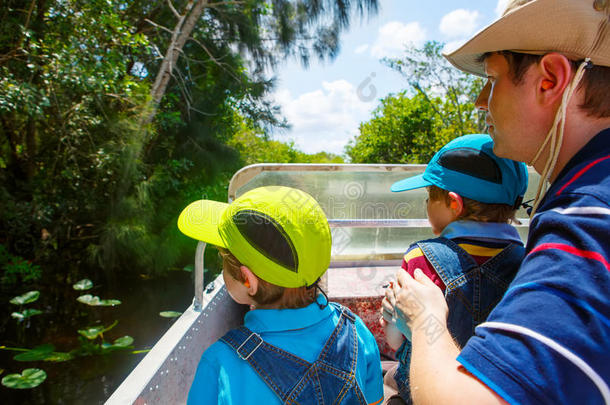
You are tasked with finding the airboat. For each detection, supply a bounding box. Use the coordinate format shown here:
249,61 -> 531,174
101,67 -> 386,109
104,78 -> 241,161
106,163 -> 535,404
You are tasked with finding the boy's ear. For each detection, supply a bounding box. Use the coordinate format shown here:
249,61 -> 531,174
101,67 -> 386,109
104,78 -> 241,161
240,266 -> 258,296
447,192 -> 464,217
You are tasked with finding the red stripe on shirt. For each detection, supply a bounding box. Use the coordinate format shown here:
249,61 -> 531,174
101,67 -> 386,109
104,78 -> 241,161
556,155 -> 610,196
529,243 -> 610,271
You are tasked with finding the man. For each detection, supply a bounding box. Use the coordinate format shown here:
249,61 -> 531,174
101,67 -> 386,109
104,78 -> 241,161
385,0 -> 610,403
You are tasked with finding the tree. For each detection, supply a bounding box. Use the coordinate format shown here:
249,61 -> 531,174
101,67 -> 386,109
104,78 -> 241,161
0,0 -> 371,282
347,41 -> 485,163
383,41 -> 485,136
138,0 -> 379,124
346,92 -> 443,163
229,120 -> 344,164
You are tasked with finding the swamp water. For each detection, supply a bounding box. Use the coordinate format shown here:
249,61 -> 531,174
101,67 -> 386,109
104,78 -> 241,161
0,270 -> 196,404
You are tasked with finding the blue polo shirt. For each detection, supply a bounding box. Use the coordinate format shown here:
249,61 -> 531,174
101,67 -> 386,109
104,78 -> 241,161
187,297 -> 384,405
458,128 -> 610,404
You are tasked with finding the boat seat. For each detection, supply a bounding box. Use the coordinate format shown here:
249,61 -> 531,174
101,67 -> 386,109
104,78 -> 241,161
326,266 -> 398,359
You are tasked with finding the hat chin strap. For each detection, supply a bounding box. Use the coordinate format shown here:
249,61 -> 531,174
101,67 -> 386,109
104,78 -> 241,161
527,58 -> 590,218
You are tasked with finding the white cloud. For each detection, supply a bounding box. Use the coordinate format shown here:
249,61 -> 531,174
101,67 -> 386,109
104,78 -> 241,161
354,44 -> 369,54
495,0 -> 510,16
439,9 -> 481,38
370,21 -> 426,59
442,40 -> 466,55
273,80 -> 376,155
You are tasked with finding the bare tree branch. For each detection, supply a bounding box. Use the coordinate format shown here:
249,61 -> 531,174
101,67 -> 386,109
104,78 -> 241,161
205,1 -> 247,7
144,18 -> 174,35
145,0 -> 208,126
167,0 -> 181,19
187,36 -> 240,81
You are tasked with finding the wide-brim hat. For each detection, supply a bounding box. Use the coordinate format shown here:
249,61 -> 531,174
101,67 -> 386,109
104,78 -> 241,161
444,0 -> 610,77
178,186 -> 331,288
391,134 -> 528,207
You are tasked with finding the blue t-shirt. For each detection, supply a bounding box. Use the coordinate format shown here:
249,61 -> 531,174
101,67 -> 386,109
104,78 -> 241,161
187,297 -> 384,404
458,129 -> 610,404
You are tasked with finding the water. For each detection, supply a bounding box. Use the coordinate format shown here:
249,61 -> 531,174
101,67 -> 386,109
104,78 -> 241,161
0,270 -> 194,404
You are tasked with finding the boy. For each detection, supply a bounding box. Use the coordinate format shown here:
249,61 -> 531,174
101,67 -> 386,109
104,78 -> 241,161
178,186 -> 384,405
381,134 -> 528,404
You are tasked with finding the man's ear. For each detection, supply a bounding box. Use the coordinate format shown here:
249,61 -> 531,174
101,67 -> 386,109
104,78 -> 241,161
448,192 -> 464,217
240,266 -> 258,296
536,53 -> 574,106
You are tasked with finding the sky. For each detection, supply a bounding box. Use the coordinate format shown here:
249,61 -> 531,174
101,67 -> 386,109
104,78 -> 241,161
268,0 -> 510,155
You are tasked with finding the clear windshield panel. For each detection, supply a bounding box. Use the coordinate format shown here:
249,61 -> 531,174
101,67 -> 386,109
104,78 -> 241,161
232,167 -> 428,219
229,164 -> 537,263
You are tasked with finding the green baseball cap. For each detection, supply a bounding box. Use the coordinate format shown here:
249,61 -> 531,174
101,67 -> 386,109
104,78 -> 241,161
177,186 -> 331,288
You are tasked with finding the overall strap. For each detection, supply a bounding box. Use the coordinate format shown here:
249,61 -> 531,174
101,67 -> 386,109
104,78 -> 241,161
417,237 -> 478,290
220,326 -> 311,403
286,303 -> 367,405
480,242 -> 525,272
316,303 -> 357,371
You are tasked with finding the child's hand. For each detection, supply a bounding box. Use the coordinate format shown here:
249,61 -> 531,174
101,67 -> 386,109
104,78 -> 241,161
380,316 -> 406,351
381,290 -> 412,342
380,295 -> 395,323
385,280 -> 413,341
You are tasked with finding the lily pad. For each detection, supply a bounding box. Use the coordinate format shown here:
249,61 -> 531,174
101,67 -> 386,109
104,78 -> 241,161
1,368 -> 47,389
11,309 -> 43,321
111,336 -> 134,348
9,291 -> 40,305
72,279 -> 93,291
159,311 -> 182,318
78,321 -> 118,340
76,294 -> 121,306
100,335 -> 134,352
78,325 -> 105,340
182,265 -> 194,272
13,344 -> 73,362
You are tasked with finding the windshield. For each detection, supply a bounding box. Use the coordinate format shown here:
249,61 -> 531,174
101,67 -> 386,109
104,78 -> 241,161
229,164 -> 537,264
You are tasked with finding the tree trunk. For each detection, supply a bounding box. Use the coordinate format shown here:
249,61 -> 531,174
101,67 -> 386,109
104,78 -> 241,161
144,0 -> 209,126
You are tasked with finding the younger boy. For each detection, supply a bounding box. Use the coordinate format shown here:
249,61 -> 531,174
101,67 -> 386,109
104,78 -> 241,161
381,134 -> 528,404
178,186 -> 384,405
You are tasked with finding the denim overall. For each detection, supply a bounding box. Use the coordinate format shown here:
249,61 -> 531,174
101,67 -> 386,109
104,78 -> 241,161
220,303 -> 367,405
393,237 -> 525,402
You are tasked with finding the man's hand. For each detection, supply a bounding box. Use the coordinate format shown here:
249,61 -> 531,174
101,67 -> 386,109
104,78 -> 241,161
393,268 -> 448,332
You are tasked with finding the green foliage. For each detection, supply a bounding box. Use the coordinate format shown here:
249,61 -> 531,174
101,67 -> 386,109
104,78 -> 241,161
0,0 -> 371,284
1,368 -> 47,389
9,290 -> 42,323
347,41 -> 485,163
74,320 -> 133,355
159,311 -> 182,318
13,344 -> 73,363
9,291 -> 40,306
11,309 -> 43,322
76,295 -> 121,307
229,121 -> 345,164
72,279 -> 94,291
77,321 -> 118,340
76,334 -> 134,356
383,41 -> 485,136
0,245 -> 42,285
347,92 -> 443,163
102,336 -> 134,350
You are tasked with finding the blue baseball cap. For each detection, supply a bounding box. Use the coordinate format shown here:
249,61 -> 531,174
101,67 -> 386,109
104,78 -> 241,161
391,134 -> 528,207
